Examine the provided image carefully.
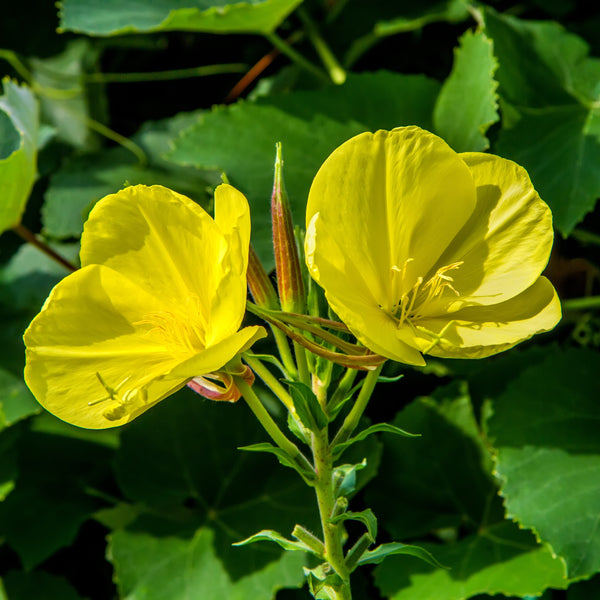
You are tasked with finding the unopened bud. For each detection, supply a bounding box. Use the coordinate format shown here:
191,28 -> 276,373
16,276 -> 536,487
247,244 -> 279,309
271,143 -> 305,314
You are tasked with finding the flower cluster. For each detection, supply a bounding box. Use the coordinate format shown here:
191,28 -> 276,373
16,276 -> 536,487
24,127 -> 560,428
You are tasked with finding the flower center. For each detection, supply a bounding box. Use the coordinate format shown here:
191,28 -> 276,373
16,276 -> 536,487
135,294 -> 207,354
88,372 -> 147,421
390,259 -> 463,327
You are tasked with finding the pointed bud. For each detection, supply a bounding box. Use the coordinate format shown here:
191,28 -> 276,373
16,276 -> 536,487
272,143 -> 305,314
187,365 -> 255,403
247,244 -> 279,309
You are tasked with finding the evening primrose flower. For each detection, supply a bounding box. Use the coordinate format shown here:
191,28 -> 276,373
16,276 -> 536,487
24,184 -> 265,428
305,127 -> 561,366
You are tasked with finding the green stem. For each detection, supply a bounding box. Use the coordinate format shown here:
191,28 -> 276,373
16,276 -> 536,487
265,32 -> 330,83
273,327 -> 298,378
243,354 -> 296,412
83,63 -> 247,83
0,49 -> 32,82
572,228 -> 600,247
312,427 -> 352,598
235,376 -> 312,472
562,296 -> 600,311
297,7 -> 346,84
294,340 -> 311,386
332,364 -> 384,447
84,117 -> 148,166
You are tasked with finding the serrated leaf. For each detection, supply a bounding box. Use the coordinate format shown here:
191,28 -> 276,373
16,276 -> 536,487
484,9 -> 600,234
332,422 -> 418,459
109,527 -> 305,600
59,0 -> 303,36
0,79 -> 38,234
360,541 -> 444,569
234,529 -> 309,553
285,380 -> 328,431
434,29 -> 499,151
330,509 -> 377,541
169,72 -> 440,267
374,522 -> 567,600
487,347 -> 600,579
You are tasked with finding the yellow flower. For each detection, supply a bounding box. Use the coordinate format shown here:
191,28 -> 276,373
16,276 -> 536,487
305,127 -> 561,366
24,184 -> 265,428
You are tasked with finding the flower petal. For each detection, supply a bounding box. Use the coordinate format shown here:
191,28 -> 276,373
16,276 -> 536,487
24,264 -> 194,428
415,277 -> 561,358
306,127 -> 477,315
205,184 -> 252,346
80,185 -> 226,324
431,153 -> 554,308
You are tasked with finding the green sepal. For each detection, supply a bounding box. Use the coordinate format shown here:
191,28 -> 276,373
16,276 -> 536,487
344,532 -> 374,573
358,542 -> 447,569
332,423 -> 418,459
292,525 -> 325,559
285,380 -> 329,431
332,460 -> 366,498
243,352 -> 287,376
238,442 -> 315,483
233,529 -> 310,553
329,508 -> 377,541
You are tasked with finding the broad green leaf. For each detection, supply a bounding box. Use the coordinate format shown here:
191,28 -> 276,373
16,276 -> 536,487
0,79 -> 38,234
286,380 -> 328,430
487,347 -> 600,579
434,29 -> 499,152
109,526 -> 305,600
58,0 -> 303,35
42,112 -> 218,240
366,390 -> 500,540
114,389 -> 318,579
484,9 -> 600,235
0,429 -> 111,568
169,72 -> 440,267
238,442 -> 315,482
3,571 -> 83,600
374,522 -> 567,600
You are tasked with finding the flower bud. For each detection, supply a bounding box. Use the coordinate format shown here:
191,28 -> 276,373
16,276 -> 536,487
272,143 -> 305,314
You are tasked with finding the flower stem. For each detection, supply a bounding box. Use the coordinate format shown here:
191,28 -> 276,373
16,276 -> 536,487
235,375 -> 312,473
294,340 -> 311,386
13,224 -> 78,272
243,354 -> 295,413
311,427 -> 352,598
562,296 -> 600,311
297,7 -> 347,84
264,32 -> 330,83
332,364 -> 384,447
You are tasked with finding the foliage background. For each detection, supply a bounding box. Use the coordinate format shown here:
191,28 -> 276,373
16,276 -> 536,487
1,0 -> 600,598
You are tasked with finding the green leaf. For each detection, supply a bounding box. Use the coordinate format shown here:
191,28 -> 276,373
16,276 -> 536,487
487,347 -> 600,579
42,112 -> 217,240
330,509 -> 377,541
169,71 -> 440,267
359,541 -> 444,569
374,522 -> 567,600
332,460 -> 366,498
233,529 -> 310,553
0,428 -> 18,501
0,367 -> 40,429
114,389 -> 318,579
109,526 -> 305,600
366,390 -> 500,540
484,9 -> 600,234
3,571 -> 83,600
238,442 -> 314,482
58,0 -> 303,35
0,79 -> 38,234
433,29 -> 499,152
285,380 -> 328,431
332,422 -> 418,459
0,429 -> 111,568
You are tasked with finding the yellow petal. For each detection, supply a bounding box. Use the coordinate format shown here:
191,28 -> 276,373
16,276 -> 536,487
205,184 -> 252,346
415,277 -> 561,359
432,153 -> 554,308
80,185 -> 226,324
24,265 -> 191,429
306,127 -> 477,314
